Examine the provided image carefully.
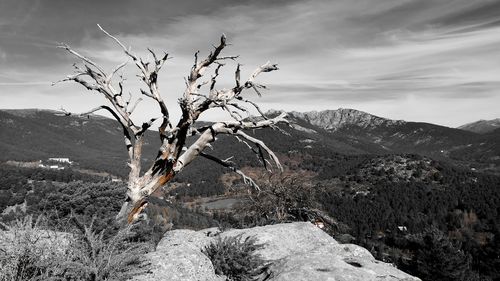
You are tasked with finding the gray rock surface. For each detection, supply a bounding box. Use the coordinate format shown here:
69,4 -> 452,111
131,222 -> 420,281
130,229 -> 225,281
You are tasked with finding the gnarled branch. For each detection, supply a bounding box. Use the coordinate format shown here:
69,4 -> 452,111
57,26 -> 287,225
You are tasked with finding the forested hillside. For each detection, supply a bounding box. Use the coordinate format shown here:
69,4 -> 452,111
1,108 -> 500,281
213,154 -> 500,281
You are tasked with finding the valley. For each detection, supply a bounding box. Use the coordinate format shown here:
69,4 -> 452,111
1,108 -> 500,280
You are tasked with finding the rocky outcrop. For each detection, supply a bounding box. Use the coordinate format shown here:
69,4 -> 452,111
289,109 -> 405,132
131,222 -> 420,281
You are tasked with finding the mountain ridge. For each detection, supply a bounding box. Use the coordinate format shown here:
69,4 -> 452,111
288,108 -> 405,132
458,118 -> 500,134
1,108 -> 499,175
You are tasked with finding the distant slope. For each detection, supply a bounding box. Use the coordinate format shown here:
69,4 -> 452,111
283,108 -> 500,172
1,108 -> 499,179
0,109 -> 160,177
458,118 -> 500,134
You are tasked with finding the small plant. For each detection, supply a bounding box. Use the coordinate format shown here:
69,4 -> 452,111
0,215 -> 148,281
0,215 -> 65,281
60,216 -> 147,281
202,234 -> 272,281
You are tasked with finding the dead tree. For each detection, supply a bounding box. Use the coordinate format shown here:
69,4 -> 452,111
55,25 -> 287,225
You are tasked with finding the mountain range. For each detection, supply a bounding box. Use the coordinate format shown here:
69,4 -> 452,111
282,108 -> 500,172
1,108 -> 499,177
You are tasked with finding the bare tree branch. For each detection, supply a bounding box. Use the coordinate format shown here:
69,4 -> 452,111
57,44 -> 106,75
57,42 -> 140,138
128,98 -> 143,115
98,24 -> 171,141
200,152 -> 260,190
58,27 -> 287,225
173,112 -> 287,174
109,60 -> 128,81
60,106 -> 134,160
236,131 -> 283,172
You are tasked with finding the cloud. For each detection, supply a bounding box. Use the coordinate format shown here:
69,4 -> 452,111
0,0 -> 499,127
0,47 -> 6,61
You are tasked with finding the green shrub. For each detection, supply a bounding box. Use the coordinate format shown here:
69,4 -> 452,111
0,215 -> 66,281
202,234 -> 272,281
0,215 -> 147,281
60,216 -> 147,281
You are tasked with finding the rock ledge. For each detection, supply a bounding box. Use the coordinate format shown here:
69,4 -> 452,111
131,222 -> 420,281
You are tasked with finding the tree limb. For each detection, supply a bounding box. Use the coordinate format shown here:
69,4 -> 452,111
200,152 -> 259,190
61,106 -> 134,160
98,24 -> 171,142
173,112 -> 287,174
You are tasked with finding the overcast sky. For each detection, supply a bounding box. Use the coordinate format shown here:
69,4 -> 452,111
0,0 -> 499,127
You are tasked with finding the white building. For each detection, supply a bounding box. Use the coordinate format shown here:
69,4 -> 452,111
48,158 -> 72,164
397,226 -> 408,232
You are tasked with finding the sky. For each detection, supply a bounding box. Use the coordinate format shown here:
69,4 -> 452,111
0,0 -> 499,127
